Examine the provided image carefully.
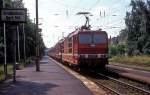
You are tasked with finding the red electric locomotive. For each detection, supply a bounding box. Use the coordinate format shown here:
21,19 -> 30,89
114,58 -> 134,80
49,12 -> 108,68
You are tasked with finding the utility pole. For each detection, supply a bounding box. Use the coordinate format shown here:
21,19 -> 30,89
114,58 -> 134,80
3,0 -> 7,80
35,0 -> 40,71
34,18 -> 36,55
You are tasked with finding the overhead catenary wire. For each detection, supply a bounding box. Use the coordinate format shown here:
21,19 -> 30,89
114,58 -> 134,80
94,0 -> 129,28
51,0 -> 127,26
49,0 -> 129,40
45,0 -> 131,47
72,0 -> 101,27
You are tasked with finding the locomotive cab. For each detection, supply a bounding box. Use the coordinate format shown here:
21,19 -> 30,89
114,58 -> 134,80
77,30 -> 108,67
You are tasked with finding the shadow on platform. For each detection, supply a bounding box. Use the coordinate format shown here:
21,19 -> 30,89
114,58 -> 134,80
0,80 -> 58,95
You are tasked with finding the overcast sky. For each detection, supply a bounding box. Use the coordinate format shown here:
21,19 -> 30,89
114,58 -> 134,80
23,0 -> 131,48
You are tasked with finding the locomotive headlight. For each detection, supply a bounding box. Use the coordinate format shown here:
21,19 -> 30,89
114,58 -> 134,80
85,54 -> 88,58
97,54 -> 108,58
98,54 -> 101,58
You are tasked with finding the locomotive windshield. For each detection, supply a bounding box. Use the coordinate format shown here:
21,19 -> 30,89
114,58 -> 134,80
93,34 -> 107,44
79,33 -> 107,44
79,34 -> 92,44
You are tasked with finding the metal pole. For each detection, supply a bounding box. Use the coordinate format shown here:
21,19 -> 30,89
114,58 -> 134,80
17,25 -> 20,62
22,24 -> 26,64
2,9 -> 6,77
34,18 -> 36,56
12,26 -> 17,82
36,0 -> 40,71
3,0 -> 7,80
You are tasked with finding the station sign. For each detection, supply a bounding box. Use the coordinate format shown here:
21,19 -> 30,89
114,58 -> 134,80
0,8 -> 27,23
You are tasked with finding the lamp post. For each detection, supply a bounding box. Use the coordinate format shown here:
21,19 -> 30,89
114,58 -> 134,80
35,0 -> 40,71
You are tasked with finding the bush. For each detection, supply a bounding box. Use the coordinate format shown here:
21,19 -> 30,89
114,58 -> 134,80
109,44 -> 127,58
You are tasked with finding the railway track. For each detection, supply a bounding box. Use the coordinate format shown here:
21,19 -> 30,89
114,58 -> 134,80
56,60 -> 150,95
88,70 -> 150,95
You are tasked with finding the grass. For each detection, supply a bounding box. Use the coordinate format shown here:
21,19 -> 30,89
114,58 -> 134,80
0,56 -> 37,81
0,63 -> 26,81
109,56 -> 150,71
0,65 -> 4,80
0,64 -> 13,80
0,57 -> 35,81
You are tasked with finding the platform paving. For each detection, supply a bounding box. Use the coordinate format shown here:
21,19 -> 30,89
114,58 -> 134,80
0,56 -> 94,95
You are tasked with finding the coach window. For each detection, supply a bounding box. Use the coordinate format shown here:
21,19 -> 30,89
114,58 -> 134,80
68,37 -> 72,53
61,42 -> 64,53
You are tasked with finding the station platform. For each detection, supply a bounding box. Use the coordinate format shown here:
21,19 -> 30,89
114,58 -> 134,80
0,56 -> 94,95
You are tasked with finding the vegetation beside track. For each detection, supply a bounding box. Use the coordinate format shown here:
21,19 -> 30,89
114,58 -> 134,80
108,0 -> 150,72
0,64 -> 13,81
0,57 -> 35,81
0,65 -> 4,80
109,56 -> 150,71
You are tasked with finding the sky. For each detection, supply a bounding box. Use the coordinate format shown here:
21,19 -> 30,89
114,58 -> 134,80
23,0 -> 131,48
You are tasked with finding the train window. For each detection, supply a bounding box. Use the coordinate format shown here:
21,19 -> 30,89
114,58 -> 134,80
68,37 -> 72,47
79,34 -> 92,44
68,37 -> 72,53
61,42 -> 64,53
69,48 -> 72,53
93,34 -> 107,44
68,37 -> 72,42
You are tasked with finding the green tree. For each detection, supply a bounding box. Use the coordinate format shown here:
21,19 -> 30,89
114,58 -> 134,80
109,45 -> 118,57
0,0 -> 45,63
125,0 -> 150,55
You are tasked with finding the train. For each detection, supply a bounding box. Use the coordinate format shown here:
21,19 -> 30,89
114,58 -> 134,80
49,12 -> 108,68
